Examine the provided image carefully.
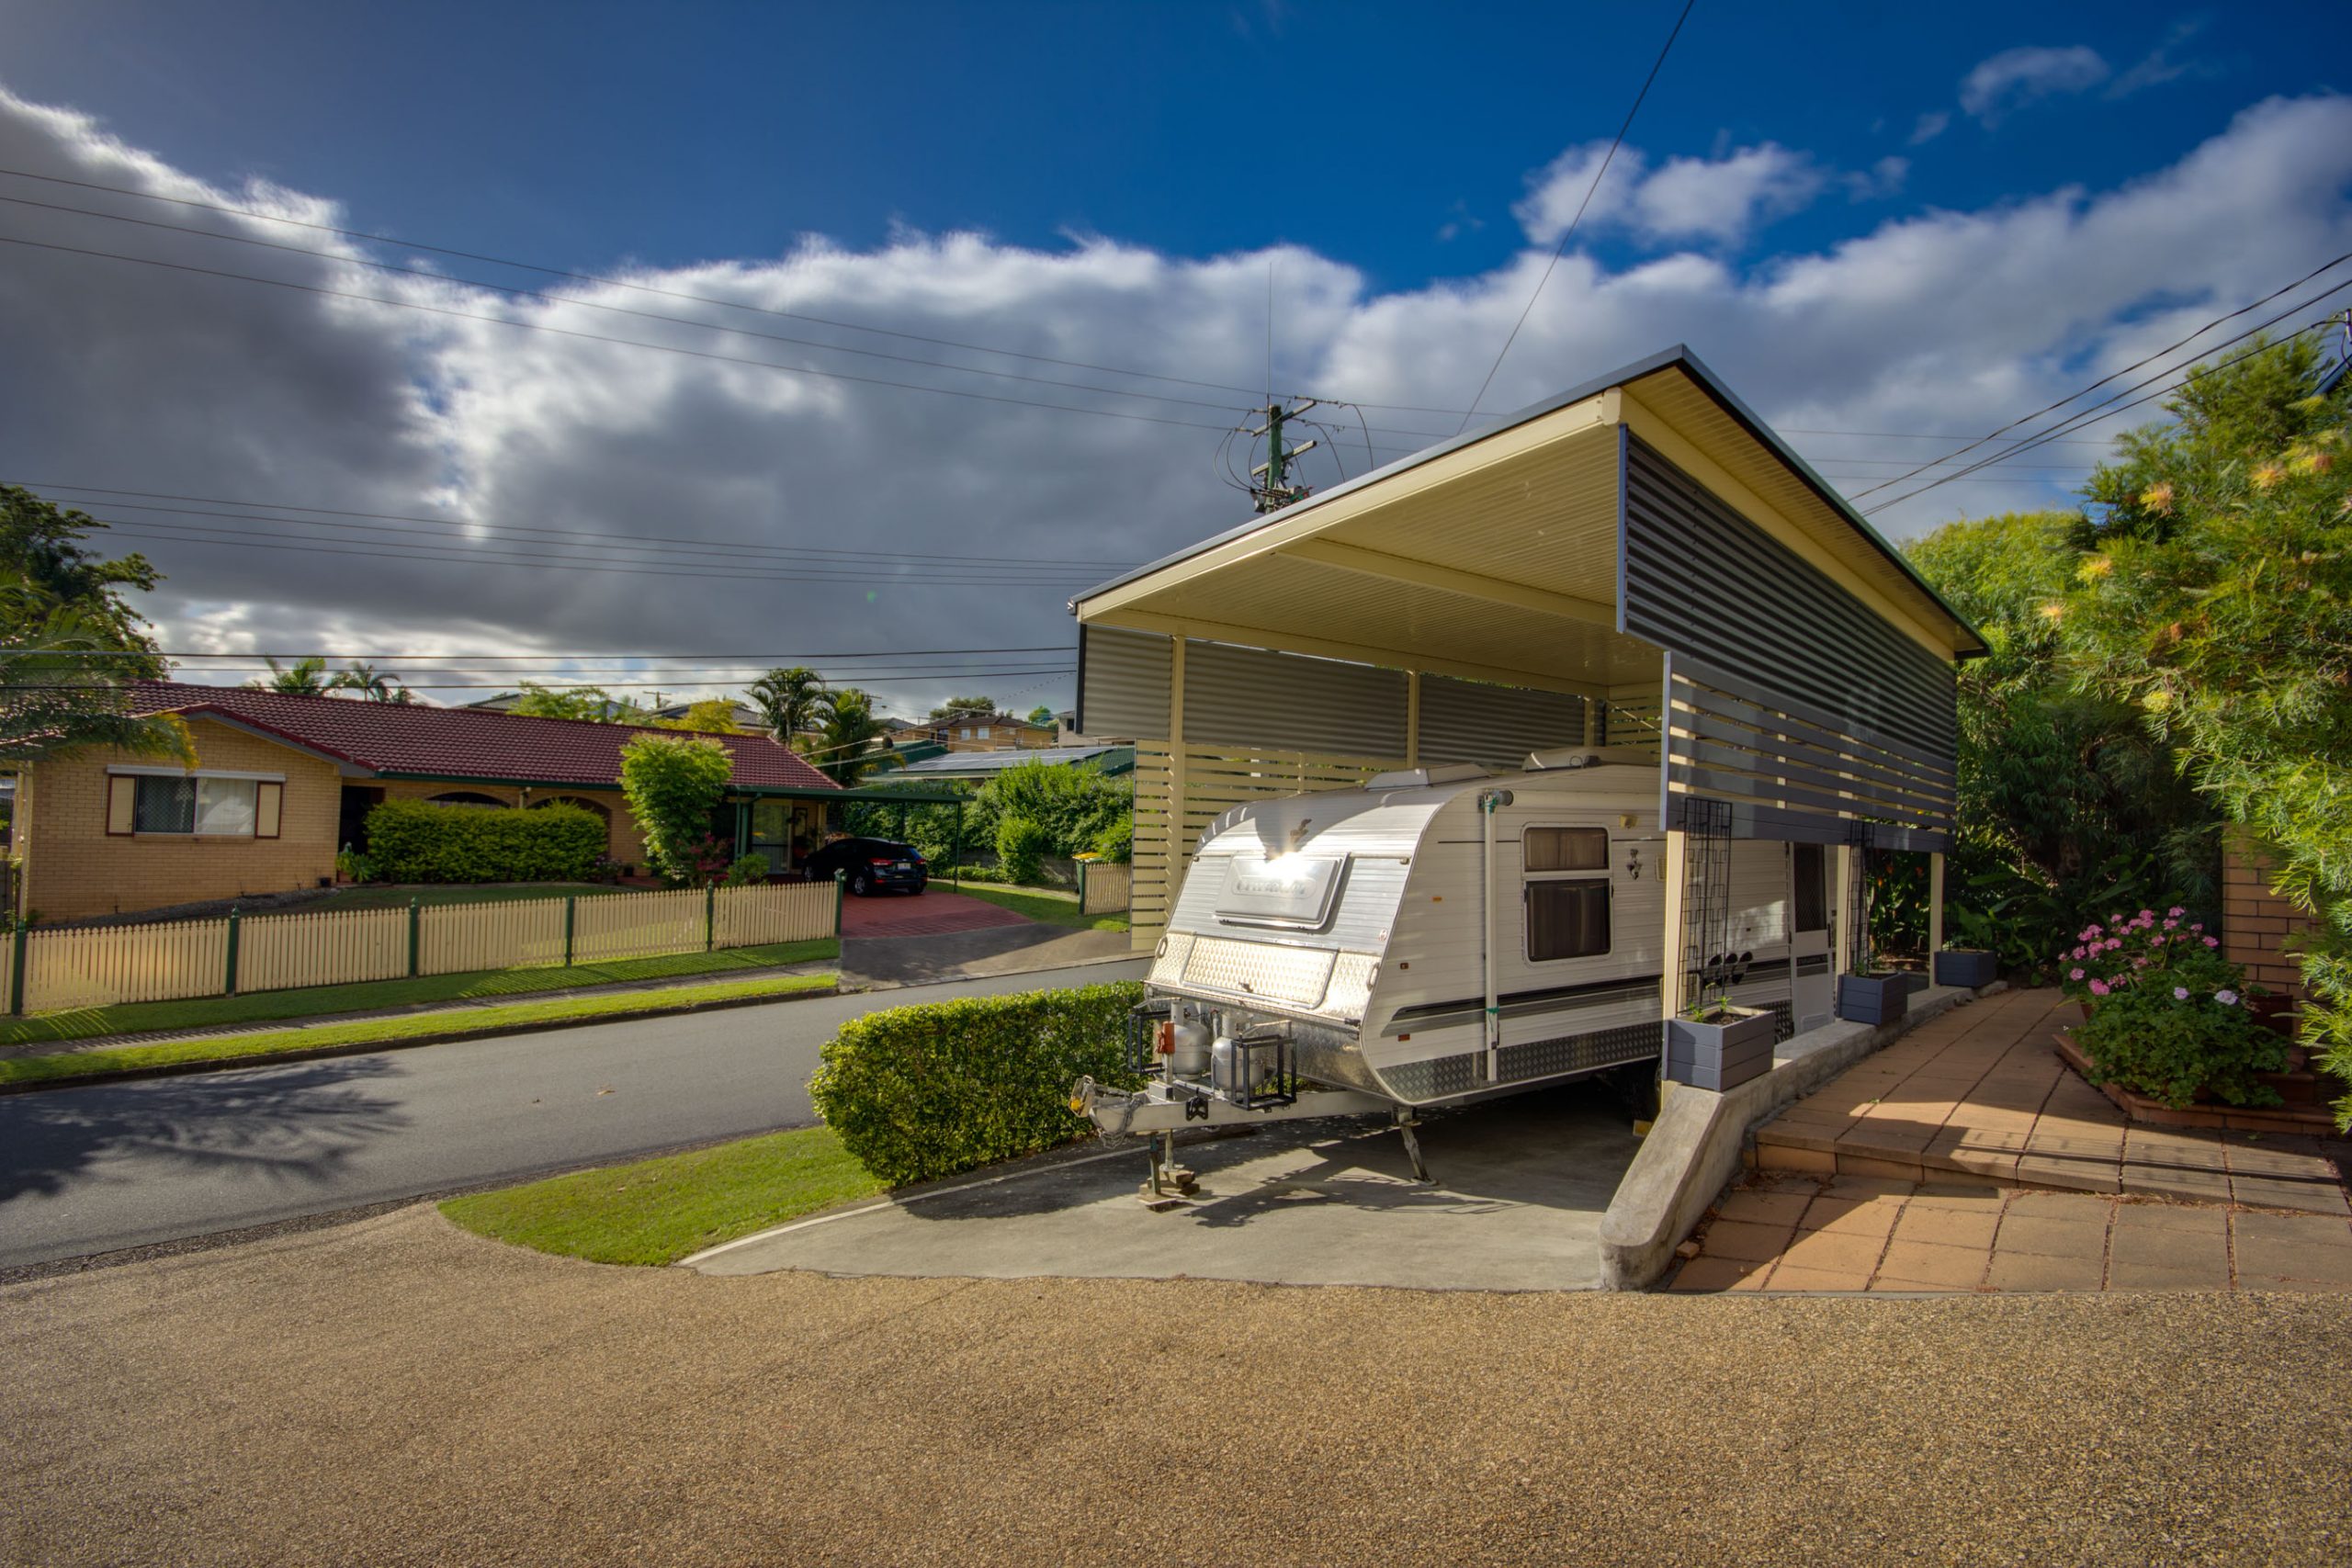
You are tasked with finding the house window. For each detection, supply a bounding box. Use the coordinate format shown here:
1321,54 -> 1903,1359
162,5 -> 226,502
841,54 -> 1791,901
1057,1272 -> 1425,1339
978,726 -> 990,739
1523,826 -> 1611,961
960,727 -> 972,739
122,775 -> 270,837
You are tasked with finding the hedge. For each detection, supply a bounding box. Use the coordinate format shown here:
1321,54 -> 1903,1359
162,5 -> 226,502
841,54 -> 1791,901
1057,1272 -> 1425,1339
807,982 -> 1144,1186
364,797 -> 607,884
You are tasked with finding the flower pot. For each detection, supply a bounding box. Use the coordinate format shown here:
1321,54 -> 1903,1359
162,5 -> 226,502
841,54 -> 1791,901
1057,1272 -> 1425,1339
1934,949 -> 1997,988
1838,971 -> 1912,1026
1665,1006 -> 1777,1091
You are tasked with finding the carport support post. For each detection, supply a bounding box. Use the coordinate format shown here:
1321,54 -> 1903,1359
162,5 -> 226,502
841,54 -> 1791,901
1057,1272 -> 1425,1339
1832,844 -> 1856,976
1656,827 -> 1689,1032
1928,852 -> 1946,966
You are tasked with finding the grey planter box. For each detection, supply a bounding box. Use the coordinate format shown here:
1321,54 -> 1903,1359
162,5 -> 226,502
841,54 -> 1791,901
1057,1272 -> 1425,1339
1665,1007 -> 1777,1092
1838,972 -> 1913,1025
1934,949 -> 1997,988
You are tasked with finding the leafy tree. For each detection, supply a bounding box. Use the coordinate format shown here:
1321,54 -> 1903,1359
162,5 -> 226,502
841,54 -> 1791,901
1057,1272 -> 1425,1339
814,687 -> 884,786
0,489 -> 182,764
927,694 -> 997,722
2059,336 -> 2352,1122
617,733 -> 735,884
1026,704 -> 1057,728
0,571 -> 191,764
1906,512 -> 2219,973
747,667 -> 826,747
505,682 -> 646,722
0,485 -> 161,678
651,698 -> 743,734
974,758 -> 1131,858
252,655 -> 331,695
333,662 -> 412,703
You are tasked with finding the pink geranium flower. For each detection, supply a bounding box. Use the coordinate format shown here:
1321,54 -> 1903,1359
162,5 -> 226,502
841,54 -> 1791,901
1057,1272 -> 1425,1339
2069,967 -> 2085,981
2132,957 -> 2147,968
2202,936 -> 2220,948
2189,922 -> 2203,932
2163,919 -> 2178,930
2215,989 -> 2238,1007
2088,979 -> 2110,997
2167,906 -> 2185,919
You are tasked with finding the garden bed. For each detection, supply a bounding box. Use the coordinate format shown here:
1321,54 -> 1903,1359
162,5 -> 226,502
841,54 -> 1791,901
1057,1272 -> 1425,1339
2053,1032 -> 2342,1135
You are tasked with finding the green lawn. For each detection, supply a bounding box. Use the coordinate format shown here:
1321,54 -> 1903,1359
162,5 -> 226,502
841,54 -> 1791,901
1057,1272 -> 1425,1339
307,882 -> 632,912
953,883 -> 1128,932
0,938 -> 840,1049
440,1124 -> 886,1266
0,971 -> 837,1089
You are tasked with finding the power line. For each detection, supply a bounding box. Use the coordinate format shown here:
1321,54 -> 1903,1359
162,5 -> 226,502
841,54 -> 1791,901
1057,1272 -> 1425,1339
1845,250 -> 2352,502
1860,312 -> 2346,515
42,644 -> 1072,660
0,190 -> 1280,420
0,164 -> 1323,408
0,231 -> 1256,435
1453,0 -> 1696,434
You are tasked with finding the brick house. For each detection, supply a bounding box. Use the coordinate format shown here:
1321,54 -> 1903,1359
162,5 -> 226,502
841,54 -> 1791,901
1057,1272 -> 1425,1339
9,682 -> 842,921
932,710 -> 1058,751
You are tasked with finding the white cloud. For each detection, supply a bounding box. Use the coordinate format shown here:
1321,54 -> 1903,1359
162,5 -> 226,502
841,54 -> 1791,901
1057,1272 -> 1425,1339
1908,110 -> 1951,146
5,88 -> 2351,714
2109,20 -> 2214,98
1516,141 -> 1859,247
1959,45 -> 2111,125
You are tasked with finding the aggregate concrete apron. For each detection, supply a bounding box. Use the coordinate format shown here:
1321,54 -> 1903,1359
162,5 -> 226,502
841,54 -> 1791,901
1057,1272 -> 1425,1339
690,1086 -> 1643,1292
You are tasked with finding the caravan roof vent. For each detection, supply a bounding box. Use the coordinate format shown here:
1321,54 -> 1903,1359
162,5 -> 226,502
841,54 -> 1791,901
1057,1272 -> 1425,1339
1363,762 -> 1489,791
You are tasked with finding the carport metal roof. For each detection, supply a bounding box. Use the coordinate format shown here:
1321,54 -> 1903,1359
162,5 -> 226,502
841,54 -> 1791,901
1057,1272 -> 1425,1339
1072,346 -> 1984,700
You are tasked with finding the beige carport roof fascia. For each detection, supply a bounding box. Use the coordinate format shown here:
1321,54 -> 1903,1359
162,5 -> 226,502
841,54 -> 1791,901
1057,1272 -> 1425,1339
1071,345 -> 1986,685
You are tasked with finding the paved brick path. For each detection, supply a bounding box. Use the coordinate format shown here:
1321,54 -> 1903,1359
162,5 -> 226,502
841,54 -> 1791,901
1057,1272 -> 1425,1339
1675,987 -> 2352,1293
840,888 -> 1032,938
1752,987 -> 2348,1211
1673,1172 -> 2352,1293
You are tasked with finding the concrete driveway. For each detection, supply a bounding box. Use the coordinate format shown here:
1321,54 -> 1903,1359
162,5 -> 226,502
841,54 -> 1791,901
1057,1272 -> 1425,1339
692,1082 -> 1644,1291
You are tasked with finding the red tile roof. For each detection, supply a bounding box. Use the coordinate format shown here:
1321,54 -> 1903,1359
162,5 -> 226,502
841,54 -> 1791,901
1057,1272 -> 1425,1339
128,682 -> 838,793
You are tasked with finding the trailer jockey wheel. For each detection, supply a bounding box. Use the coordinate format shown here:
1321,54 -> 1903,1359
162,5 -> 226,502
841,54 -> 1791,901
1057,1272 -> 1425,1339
1140,1130 -> 1199,1206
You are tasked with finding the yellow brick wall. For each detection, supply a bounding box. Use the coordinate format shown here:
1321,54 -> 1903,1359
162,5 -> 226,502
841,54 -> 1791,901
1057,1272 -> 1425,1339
23,719 -> 341,921
2222,829 -> 2312,1016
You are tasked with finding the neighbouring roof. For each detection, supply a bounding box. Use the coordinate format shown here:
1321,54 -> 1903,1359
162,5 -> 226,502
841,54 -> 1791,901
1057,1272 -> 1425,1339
890,744 -> 1134,778
127,681 -> 839,793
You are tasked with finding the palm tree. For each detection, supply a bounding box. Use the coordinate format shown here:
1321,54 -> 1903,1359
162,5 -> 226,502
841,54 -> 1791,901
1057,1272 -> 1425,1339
332,662 -> 411,703
747,666 -> 827,749
813,687 -> 883,786
251,655 -> 330,695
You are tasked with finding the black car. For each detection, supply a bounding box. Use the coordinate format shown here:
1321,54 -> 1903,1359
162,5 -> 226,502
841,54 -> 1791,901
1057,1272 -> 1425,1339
804,836 -> 928,896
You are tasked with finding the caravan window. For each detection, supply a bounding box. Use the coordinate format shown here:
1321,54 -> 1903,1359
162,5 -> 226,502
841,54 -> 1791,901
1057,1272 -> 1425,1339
1523,826 -> 1611,961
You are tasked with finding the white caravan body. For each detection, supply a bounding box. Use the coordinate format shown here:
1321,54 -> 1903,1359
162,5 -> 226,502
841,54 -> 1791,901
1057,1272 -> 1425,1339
1141,752 -> 1815,1109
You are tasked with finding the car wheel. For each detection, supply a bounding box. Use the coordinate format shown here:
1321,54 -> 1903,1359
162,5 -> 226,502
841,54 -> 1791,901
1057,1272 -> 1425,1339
850,870 -> 871,897
910,878 -> 927,896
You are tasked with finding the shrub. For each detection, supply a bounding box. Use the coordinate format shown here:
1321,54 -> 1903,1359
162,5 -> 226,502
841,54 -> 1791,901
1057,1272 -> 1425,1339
723,853 -> 768,886
975,759 -> 1130,857
808,982 -> 1144,1185
2058,905 -> 2287,1107
619,733 -> 734,883
363,798 -> 605,884
334,846 -> 378,883
944,863 -> 1012,884
996,815 -> 1048,886
1093,817 -> 1132,864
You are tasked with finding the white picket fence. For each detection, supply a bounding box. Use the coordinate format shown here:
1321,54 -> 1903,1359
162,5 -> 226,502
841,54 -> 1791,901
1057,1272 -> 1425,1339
5,880 -> 838,1016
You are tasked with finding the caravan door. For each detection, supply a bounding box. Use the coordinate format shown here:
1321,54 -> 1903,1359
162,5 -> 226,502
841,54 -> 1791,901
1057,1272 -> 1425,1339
1789,843 -> 1833,1033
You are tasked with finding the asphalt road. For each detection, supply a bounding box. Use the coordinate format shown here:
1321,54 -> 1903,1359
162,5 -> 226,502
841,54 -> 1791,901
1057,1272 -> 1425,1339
0,959 -> 1142,1269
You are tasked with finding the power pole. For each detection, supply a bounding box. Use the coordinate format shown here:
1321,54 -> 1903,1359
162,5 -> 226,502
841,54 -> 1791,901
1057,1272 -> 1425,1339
1249,398 -> 1319,513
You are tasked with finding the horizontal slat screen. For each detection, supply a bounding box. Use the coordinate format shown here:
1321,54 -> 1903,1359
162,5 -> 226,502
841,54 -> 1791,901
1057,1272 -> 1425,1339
1416,674 -> 1587,771
1662,652 -> 1954,852
1127,740 -> 1401,952
1623,433 -> 1957,761
1075,625 -> 1170,739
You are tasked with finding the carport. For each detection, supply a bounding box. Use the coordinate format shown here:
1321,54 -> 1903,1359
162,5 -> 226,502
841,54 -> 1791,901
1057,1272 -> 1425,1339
1071,345 -> 1986,1025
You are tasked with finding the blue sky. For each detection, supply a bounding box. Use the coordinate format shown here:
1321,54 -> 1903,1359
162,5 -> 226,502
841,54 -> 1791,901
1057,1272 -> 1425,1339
9,1 -> 2333,291
0,2 -> 2347,709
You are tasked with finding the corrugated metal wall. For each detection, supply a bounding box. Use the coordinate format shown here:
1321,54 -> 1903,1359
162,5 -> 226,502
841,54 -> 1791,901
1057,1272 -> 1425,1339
1416,674 -> 1586,771
1621,434 -> 1956,760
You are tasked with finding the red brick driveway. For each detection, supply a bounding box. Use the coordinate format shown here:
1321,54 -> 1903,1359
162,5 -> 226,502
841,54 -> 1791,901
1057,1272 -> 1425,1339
840,887 -> 1033,939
